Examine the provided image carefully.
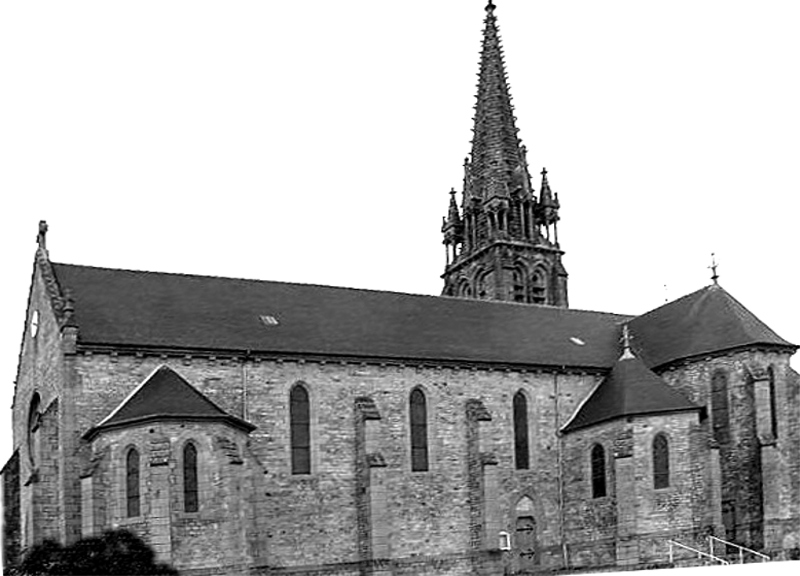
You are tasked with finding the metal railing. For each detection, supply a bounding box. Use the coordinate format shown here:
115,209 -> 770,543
708,535 -> 770,564
667,539 -> 729,565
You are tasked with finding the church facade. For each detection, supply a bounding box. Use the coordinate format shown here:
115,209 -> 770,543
3,3 -> 800,575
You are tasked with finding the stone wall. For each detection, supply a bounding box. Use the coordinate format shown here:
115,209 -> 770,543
2,450 -> 21,572
11,257 -> 71,553
84,421 -> 256,574
658,349 -> 800,554
561,421 -> 620,569
69,350 -> 601,574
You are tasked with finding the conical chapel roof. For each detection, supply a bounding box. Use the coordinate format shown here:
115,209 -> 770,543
561,351 -> 700,433
84,365 -> 255,439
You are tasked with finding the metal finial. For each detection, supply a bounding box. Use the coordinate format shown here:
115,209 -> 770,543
541,167 -> 548,177
709,253 -> 719,285
486,0 -> 496,13
620,325 -> 635,360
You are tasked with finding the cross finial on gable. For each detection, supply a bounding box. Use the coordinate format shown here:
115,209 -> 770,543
710,253 -> 719,285
37,220 -> 48,250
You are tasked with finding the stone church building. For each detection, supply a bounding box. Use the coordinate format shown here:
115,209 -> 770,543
3,2 -> 800,575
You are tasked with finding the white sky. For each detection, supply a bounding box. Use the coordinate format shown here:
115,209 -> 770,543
1,1 -> 799,566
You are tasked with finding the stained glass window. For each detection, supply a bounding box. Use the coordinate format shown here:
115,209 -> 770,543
184,442 -> 198,512
126,448 -> 140,518
653,433 -> 670,489
591,444 -> 606,498
410,388 -> 429,472
290,384 -> 311,475
711,371 -> 730,445
514,392 -> 530,470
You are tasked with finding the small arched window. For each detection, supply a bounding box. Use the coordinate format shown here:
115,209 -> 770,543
591,444 -> 606,498
183,442 -> 199,513
711,370 -> 730,445
653,433 -> 670,489
410,388 -> 429,472
512,267 -> 526,302
513,391 -> 530,470
768,366 -> 779,439
27,393 -> 41,466
290,384 -> 311,475
531,270 -> 547,304
126,447 -> 140,518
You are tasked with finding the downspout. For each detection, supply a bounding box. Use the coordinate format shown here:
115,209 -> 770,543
242,350 -> 251,422
555,369 -> 569,568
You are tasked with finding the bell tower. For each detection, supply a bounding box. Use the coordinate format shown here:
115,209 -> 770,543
441,1 -> 568,307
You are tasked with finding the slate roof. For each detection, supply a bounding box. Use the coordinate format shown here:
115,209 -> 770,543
51,263 -> 629,369
50,264 -> 794,372
629,284 -> 795,369
561,352 -> 700,433
84,365 -> 255,439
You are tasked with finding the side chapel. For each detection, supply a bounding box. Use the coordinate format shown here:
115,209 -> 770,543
3,2 -> 800,575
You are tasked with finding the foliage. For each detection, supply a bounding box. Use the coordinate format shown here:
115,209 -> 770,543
17,529 -> 178,575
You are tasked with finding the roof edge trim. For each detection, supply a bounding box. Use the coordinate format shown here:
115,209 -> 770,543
650,342 -> 798,372
83,413 -> 256,441
73,343 -> 617,374
561,406 -> 702,434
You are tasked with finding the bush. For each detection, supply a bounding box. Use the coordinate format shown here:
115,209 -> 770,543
18,529 -> 178,575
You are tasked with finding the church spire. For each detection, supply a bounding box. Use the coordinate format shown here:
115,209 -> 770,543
469,0 -> 522,200
440,2 -> 568,308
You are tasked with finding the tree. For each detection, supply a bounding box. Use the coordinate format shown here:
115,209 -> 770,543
16,529 -> 178,575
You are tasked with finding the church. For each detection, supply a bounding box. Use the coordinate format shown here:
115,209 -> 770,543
3,2 -> 800,575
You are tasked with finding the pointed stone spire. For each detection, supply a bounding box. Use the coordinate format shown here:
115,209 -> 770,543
470,0 -> 522,200
440,2 -> 569,308
442,188 -> 464,248
539,168 -> 557,208
447,188 -> 462,228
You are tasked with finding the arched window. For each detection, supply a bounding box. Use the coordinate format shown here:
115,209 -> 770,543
183,442 -> 199,513
477,271 -> 492,300
410,388 -> 429,472
531,270 -> 547,304
290,384 -> 311,475
711,370 -> 730,445
768,366 -> 779,439
653,433 -> 670,489
512,267 -> 526,302
591,444 -> 606,498
27,393 -> 41,466
126,448 -> 140,518
513,391 -> 530,470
